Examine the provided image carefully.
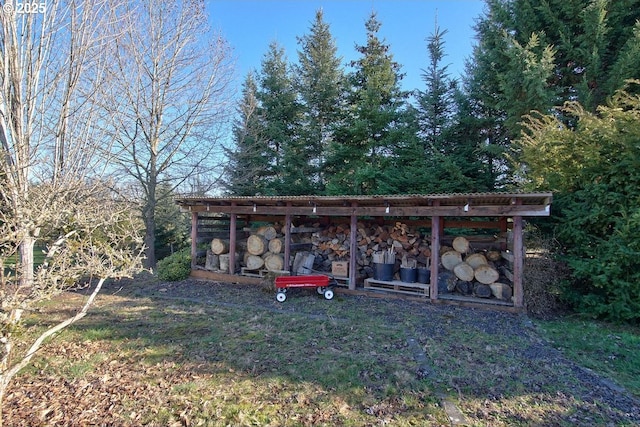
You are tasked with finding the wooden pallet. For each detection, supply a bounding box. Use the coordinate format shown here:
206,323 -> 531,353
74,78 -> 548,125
364,278 -> 430,297
332,276 -> 350,287
240,268 -> 268,278
240,268 -> 291,278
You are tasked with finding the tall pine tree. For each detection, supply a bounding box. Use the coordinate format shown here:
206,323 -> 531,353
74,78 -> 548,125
223,72 -> 270,195
255,42 -> 301,195
325,12 -> 410,195
294,9 -> 346,193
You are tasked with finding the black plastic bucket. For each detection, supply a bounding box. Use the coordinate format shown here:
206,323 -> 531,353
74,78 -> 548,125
373,263 -> 394,281
417,268 -> 430,284
400,267 -> 417,283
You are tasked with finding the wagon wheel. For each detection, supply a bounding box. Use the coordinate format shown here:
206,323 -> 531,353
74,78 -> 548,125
276,292 -> 287,302
323,289 -> 334,300
317,287 -> 325,295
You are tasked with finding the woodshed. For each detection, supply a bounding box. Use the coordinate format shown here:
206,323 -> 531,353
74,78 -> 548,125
175,192 -> 552,311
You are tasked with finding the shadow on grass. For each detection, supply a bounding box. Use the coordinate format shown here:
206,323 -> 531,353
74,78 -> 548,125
12,279 -> 640,426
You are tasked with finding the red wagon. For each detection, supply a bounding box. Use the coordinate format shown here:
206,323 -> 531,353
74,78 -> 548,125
275,275 -> 335,302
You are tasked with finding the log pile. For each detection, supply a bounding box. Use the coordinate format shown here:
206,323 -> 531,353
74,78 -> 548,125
205,225 -> 286,274
242,225 -> 284,272
439,236 -> 513,300
207,220 -> 512,301
310,221 -> 432,278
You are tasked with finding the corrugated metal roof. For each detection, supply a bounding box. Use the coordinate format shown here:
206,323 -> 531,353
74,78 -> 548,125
176,192 -> 552,207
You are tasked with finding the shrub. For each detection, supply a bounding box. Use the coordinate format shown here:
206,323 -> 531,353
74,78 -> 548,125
156,249 -> 191,281
518,85 -> 640,323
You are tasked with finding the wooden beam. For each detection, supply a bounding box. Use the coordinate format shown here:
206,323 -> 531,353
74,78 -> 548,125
190,269 -> 261,285
284,203 -> 292,271
185,204 -> 551,217
430,208 -> 441,301
229,204 -> 237,274
190,211 -> 198,268
512,215 -> 524,308
349,202 -> 358,290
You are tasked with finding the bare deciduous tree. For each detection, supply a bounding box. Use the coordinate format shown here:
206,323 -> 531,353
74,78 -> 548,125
0,1 -> 144,423
105,0 -> 235,268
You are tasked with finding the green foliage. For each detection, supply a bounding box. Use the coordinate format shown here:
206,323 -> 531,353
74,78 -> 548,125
294,9 -> 345,193
518,84 -> 640,322
325,12 -> 410,195
224,73 -> 271,196
156,249 -> 191,282
154,185 -> 190,260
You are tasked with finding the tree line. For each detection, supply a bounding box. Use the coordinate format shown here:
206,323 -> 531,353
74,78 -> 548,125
225,0 -> 640,322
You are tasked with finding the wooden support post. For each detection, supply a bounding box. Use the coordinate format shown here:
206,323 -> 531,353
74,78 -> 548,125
284,203 -> 292,271
512,214 -> 524,308
190,211 -> 198,268
430,205 -> 441,301
229,204 -> 237,274
349,202 -> 358,290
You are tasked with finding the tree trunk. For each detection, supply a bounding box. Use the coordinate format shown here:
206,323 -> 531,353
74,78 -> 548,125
143,205 -> 156,269
18,234 -> 35,287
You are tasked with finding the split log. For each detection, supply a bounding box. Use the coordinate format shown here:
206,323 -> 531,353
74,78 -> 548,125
219,254 -> 231,273
489,282 -> 513,300
210,238 -> 229,255
205,250 -> 219,270
453,262 -> 475,282
263,253 -> 284,271
268,238 -> 283,254
474,264 -> 500,284
474,283 -> 492,298
452,236 -> 470,253
293,252 -> 315,274
441,250 -> 463,270
247,235 -> 268,255
245,255 -> 265,270
257,225 -> 278,240
438,271 -> 457,293
465,253 -> 488,269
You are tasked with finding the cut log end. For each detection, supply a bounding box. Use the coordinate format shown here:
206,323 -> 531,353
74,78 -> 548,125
441,250 -> 463,270
452,236 -> 470,253
474,264 -> 500,284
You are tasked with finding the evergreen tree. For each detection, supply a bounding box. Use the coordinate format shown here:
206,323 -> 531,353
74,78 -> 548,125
416,25 -> 455,157
325,12 -> 410,195
294,9 -> 346,193
255,42 -> 301,195
518,83 -> 640,322
223,72 -> 271,195
467,0 -> 640,186
154,184 -> 190,260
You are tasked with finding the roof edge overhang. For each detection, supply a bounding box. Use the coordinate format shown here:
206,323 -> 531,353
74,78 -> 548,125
175,192 -> 553,217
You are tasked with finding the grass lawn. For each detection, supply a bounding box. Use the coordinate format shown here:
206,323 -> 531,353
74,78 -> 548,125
6,279 -> 640,426
535,317 -> 640,398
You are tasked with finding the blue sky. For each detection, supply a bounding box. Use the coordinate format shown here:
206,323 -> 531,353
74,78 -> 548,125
206,0 -> 487,92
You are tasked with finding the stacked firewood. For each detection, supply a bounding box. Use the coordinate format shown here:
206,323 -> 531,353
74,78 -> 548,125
208,225 -> 287,273
310,221 -> 431,278
440,236 -> 513,300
